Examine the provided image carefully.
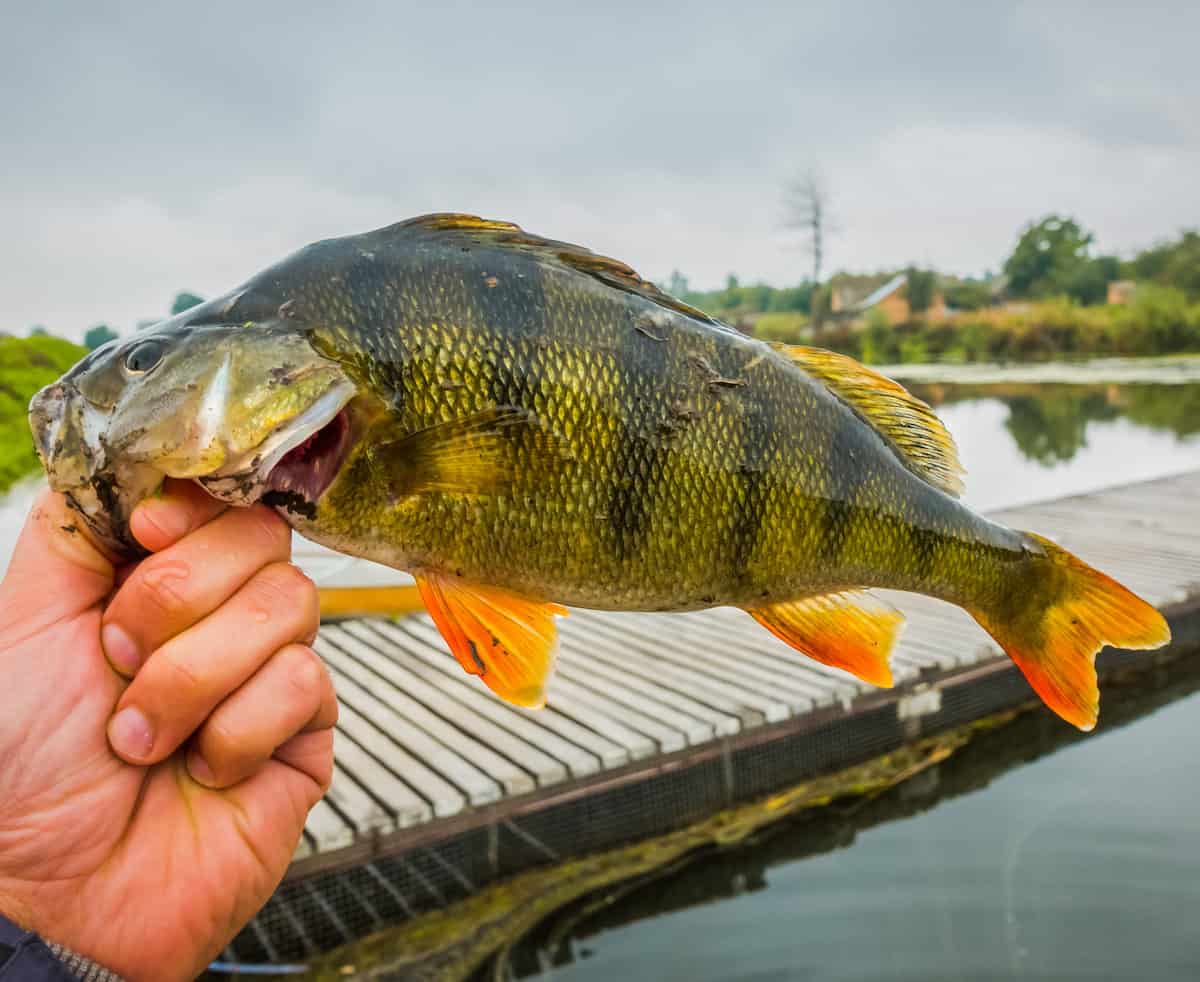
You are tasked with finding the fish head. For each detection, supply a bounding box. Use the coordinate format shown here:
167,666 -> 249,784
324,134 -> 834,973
29,317 -> 358,557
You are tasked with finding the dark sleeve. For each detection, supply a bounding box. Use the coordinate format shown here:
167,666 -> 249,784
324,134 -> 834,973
0,915 -> 122,982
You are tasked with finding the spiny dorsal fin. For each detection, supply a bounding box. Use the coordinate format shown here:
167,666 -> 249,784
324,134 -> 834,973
396,213 -> 731,331
773,344 -> 965,497
403,213 -> 523,234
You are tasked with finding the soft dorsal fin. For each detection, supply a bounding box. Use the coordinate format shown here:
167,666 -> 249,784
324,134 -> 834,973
773,344 -> 965,497
395,213 -> 733,332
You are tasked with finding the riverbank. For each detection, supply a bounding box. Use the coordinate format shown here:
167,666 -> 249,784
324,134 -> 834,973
879,353 -> 1200,385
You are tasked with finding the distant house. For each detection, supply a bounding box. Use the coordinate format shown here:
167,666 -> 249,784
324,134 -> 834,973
1107,280 -> 1137,305
832,273 -> 948,325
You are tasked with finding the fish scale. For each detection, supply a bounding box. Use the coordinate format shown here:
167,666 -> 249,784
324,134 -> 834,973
288,228 -> 1041,609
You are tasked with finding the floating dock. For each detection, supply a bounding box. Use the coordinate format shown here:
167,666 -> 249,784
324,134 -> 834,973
231,470 -> 1200,964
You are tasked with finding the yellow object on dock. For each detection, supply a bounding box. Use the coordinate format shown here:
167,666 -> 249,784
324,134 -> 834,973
317,585 -> 425,621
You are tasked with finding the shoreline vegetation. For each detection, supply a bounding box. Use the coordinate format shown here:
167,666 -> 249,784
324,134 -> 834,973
815,290 -> 1200,366
676,222 -> 1200,365
0,334 -> 86,494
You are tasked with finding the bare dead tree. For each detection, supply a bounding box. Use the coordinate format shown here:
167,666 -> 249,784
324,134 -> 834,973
784,170 -> 833,332
785,170 -> 829,285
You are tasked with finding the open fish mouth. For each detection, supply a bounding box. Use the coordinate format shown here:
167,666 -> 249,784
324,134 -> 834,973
196,379 -> 358,517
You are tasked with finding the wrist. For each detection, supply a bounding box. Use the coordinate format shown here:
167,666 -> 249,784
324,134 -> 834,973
0,907 -> 125,982
0,882 -> 34,935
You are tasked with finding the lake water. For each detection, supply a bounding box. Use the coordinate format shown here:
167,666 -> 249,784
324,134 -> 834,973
504,655 -> 1200,981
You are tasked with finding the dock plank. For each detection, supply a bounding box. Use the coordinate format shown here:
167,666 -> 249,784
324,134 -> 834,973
317,635 -> 516,803
583,610 -> 829,712
554,657 -> 720,744
383,618 -> 618,777
327,624 -> 569,788
328,695 -> 466,819
547,675 -> 684,756
573,612 -> 792,723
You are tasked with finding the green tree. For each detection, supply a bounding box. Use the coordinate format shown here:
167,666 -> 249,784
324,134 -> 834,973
1127,230 -> 1200,299
719,274 -> 741,311
944,280 -> 991,311
767,283 -> 813,314
1003,215 -> 1095,299
745,283 -> 773,312
905,267 -> 936,314
1062,256 -> 1118,306
84,324 -> 119,350
665,270 -> 689,297
28,325 -> 48,337
171,291 -> 204,315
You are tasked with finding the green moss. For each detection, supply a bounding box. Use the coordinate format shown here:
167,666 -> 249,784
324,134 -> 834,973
0,334 -> 87,493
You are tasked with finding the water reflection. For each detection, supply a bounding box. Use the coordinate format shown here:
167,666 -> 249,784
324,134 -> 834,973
910,382 -> 1200,466
494,647 -> 1200,981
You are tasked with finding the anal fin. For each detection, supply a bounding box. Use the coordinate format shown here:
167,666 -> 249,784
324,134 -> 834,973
416,574 -> 567,709
745,591 -> 904,688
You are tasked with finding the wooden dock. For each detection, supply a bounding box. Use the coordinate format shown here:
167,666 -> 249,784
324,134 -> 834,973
288,469 -> 1200,877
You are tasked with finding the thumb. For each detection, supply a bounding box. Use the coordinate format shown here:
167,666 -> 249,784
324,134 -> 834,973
0,487 -> 115,638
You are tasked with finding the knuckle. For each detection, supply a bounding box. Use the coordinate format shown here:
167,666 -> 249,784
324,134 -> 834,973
134,557 -> 192,618
283,645 -> 325,697
159,649 -> 206,699
249,562 -> 315,614
245,505 -> 290,555
201,715 -> 241,760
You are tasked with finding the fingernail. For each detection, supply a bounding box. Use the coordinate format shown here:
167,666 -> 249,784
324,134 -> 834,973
187,750 -> 215,786
101,623 -> 141,674
108,706 -> 154,759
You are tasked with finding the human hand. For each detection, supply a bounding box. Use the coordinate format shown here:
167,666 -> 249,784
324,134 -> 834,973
0,481 -> 336,981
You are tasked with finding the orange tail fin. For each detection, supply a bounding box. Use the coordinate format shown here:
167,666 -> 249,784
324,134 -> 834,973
973,532 -> 1170,731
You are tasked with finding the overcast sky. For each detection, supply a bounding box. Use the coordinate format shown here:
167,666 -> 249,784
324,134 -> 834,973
3,1 -> 1197,339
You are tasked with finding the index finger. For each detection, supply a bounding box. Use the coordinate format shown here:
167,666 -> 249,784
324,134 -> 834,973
130,479 -> 228,553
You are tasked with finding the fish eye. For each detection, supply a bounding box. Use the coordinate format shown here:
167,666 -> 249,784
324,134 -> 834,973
124,339 -> 166,375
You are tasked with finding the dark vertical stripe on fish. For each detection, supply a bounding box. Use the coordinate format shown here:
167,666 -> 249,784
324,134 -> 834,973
816,414 -> 869,568
719,345 -> 768,586
909,522 -> 940,589
473,249 -> 550,409
607,305 -> 668,562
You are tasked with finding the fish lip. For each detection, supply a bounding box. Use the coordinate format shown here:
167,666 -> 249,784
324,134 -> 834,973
197,379 -> 358,504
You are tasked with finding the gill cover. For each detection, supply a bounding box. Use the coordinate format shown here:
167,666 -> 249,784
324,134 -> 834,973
29,316 -> 352,557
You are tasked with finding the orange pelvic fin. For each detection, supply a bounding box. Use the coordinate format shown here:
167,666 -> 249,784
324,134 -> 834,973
974,532 -> 1170,731
415,574 -> 567,709
745,591 -> 905,688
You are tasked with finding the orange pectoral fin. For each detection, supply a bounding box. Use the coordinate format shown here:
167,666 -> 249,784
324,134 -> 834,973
415,574 -> 567,709
745,591 -> 904,688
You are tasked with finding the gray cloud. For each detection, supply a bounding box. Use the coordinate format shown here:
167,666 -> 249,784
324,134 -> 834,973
2,0 -> 1197,338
